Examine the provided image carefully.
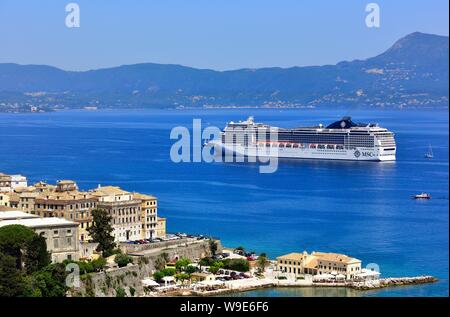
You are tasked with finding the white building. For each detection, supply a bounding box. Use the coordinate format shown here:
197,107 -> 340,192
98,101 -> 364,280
0,173 -> 27,192
91,186 -> 142,242
0,210 -> 79,262
10,174 -> 28,190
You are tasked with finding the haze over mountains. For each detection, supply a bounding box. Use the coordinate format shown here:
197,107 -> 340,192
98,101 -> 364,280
0,32 -> 448,112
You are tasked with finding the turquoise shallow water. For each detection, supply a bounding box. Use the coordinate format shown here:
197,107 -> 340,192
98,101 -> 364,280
0,108 -> 448,296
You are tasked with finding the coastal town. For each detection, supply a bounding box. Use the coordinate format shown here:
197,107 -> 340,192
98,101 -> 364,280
0,171 -> 438,297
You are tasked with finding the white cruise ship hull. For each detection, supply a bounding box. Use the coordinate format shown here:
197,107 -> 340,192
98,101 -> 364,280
209,141 -> 396,162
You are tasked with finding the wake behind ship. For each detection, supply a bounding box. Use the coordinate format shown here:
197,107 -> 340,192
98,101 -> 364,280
207,116 -> 396,161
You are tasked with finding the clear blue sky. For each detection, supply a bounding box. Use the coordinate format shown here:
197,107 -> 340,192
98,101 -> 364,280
0,0 -> 448,71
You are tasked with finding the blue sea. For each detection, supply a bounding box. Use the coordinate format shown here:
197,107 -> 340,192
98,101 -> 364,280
0,108 -> 448,297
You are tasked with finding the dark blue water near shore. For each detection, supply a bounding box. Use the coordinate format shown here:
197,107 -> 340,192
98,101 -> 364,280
0,108 -> 448,296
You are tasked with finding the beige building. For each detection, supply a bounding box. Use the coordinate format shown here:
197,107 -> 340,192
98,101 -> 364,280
157,217 -> 166,238
33,181 -> 98,242
7,176 -> 166,244
134,193 -> 158,239
277,251 -> 362,280
0,173 -> 11,192
0,210 -> 79,262
0,192 -> 11,207
91,186 -> 142,242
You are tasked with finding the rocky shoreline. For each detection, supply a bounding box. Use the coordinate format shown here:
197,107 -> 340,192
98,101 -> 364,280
350,276 -> 438,290
150,275 -> 438,297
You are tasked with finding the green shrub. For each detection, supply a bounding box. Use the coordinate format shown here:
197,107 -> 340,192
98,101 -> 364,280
199,257 -> 215,266
92,257 -> 107,272
153,271 -> 165,282
185,265 -> 197,274
114,254 -> 132,268
160,268 -> 176,276
115,287 -> 126,297
222,259 -> 249,272
175,258 -> 191,271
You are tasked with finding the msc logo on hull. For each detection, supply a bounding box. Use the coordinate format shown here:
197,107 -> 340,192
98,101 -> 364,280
355,150 -> 375,158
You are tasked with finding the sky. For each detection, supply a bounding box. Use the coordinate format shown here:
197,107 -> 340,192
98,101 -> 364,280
0,0 -> 448,71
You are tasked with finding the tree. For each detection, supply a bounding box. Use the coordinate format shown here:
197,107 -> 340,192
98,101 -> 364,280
92,257 -> 107,272
160,268 -> 176,276
153,271 -> 165,282
222,259 -> 250,272
209,240 -> 218,256
0,252 -> 24,297
24,263 -> 69,297
24,233 -> 51,274
175,273 -> 190,284
208,261 -> 224,274
0,225 -> 36,270
114,253 -> 132,268
256,254 -> 269,273
185,265 -> 197,274
87,209 -> 116,257
175,258 -> 191,272
199,257 -> 215,267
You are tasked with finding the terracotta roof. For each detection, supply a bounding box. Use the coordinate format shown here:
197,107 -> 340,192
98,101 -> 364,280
276,253 -> 305,261
3,192 -> 19,202
35,190 -> 95,202
303,257 -> 319,269
92,186 -> 130,196
312,252 -> 361,264
134,193 -> 157,200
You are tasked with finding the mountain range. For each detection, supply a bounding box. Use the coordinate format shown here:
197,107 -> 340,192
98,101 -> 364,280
0,32 -> 448,112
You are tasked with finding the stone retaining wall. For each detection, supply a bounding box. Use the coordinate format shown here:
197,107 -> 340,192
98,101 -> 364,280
70,239 -> 222,297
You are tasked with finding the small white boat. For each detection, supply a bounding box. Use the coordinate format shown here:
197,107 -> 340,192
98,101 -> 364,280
425,145 -> 434,159
413,193 -> 431,200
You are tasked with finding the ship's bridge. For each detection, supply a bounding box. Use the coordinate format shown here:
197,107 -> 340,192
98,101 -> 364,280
326,117 -> 374,130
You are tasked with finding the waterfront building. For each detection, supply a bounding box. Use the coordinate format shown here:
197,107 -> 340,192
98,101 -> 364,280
0,209 -> 79,262
91,186 -> 142,242
190,272 -> 216,283
277,251 -> 362,280
157,217 -> 167,237
134,193 -> 158,239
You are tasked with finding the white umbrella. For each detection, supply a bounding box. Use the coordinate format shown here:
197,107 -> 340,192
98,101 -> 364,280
142,279 -> 160,287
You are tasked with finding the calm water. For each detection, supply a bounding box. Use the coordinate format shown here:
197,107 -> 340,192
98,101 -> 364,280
0,108 -> 448,297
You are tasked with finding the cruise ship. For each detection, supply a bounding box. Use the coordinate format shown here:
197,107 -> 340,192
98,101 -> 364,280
206,116 -> 396,161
